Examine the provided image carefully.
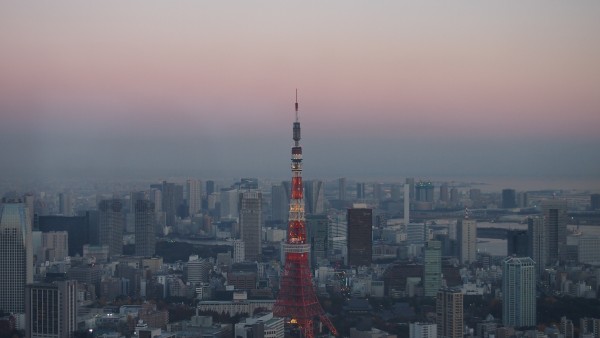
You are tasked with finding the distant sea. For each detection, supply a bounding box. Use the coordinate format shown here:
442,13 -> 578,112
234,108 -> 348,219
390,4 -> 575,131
430,176 -> 600,193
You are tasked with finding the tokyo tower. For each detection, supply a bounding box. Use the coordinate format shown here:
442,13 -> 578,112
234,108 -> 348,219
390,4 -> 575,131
273,91 -> 338,338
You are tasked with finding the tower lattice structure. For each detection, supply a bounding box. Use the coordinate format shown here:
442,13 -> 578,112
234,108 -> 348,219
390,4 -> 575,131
273,92 -> 338,338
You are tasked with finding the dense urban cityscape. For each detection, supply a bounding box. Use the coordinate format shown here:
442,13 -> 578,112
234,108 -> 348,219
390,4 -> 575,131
2,2 -> 600,338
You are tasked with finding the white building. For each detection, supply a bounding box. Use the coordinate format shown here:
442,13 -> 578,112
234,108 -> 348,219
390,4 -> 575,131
410,322 -> 437,338
234,312 -> 284,338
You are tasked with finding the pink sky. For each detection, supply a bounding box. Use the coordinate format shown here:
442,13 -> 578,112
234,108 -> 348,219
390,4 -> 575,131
1,1 -> 599,179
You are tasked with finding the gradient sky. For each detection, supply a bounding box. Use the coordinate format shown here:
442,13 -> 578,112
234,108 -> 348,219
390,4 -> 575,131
1,1 -> 599,182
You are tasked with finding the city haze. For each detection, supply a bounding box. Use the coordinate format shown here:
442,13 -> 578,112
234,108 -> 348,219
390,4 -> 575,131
1,1 -> 599,182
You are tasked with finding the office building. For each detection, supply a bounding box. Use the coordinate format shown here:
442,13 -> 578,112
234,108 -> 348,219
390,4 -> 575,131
239,191 -> 262,261
304,180 -> 325,215
424,241 -> 442,297
507,230 -> 528,257
38,214 -> 91,256
416,182 -> 434,202
58,192 -> 73,217
271,183 -> 289,223
220,188 -> 239,220
161,181 -> 183,226
135,200 -> 156,257
25,280 -> 77,338
187,179 -> 203,217
502,189 -> 517,209
40,231 -> 69,262
0,200 -> 33,314
99,199 -> 124,257
591,194 -> 600,211
186,256 -> 211,286
234,312 -> 284,338
233,240 -> 245,263
373,183 -> 383,201
560,316 -> 574,338
527,216 -> 546,275
390,184 -> 402,201
542,199 -> 568,264
502,256 -> 536,328
338,177 -> 347,201
457,218 -> 477,265
356,182 -> 366,200
439,183 -> 449,202
306,214 -> 329,268
436,288 -> 463,338
347,206 -> 372,267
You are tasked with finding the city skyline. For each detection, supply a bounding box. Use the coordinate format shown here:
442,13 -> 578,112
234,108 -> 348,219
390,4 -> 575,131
1,2 -> 599,182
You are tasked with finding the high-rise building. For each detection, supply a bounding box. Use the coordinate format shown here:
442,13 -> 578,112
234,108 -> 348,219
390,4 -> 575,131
406,178 -> 415,201
450,188 -> 459,206
416,182 -> 434,202
187,179 -> 203,217
239,191 -> 262,262
220,188 -> 239,220
186,255 -> 211,286
542,199 -> 568,264
356,182 -> 366,200
502,256 -> 536,328
527,216 -> 547,275
424,240 -> 442,297
338,178 -> 347,201
502,189 -> 517,209
373,183 -> 383,201
40,231 -> 69,262
271,183 -> 289,223
98,199 -> 124,258
0,200 -> 33,314
507,230 -> 528,257
206,180 -> 216,196
58,192 -> 73,216
440,183 -> 449,202
347,206 -> 372,267
161,181 -> 183,226
457,218 -> 477,265
591,194 -> 600,210
38,215 -> 91,256
436,288 -> 463,338
306,214 -> 329,268
134,200 -> 155,257
233,239 -> 245,263
559,316 -> 574,338
304,180 -> 325,215
390,184 -> 402,201
25,280 -> 77,338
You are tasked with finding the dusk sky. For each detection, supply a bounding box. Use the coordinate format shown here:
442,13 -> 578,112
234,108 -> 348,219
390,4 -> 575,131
1,2 -> 599,183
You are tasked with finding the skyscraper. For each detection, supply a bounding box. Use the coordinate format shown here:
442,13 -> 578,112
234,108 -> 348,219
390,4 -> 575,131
239,190 -> 262,262
502,256 -> 536,328
98,199 -> 124,258
134,199 -> 155,257
26,280 -> 77,338
356,182 -> 366,200
58,192 -> 73,216
436,288 -> 463,338
187,179 -> 203,217
304,180 -> 325,215
347,206 -> 372,267
0,199 -> 33,314
306,214 -> 329,268
373,183 -> 383,201
439,183 -> 449,202
527,216 -> 547,275
271,183 -> 289,223
424,240 -> 442,297
542,199 -> 568,264
161,181 -> 183,226
416,181 -> 434,202
502,189 -> 517,209
338,177 -> 347,201
457,218 -> 477,265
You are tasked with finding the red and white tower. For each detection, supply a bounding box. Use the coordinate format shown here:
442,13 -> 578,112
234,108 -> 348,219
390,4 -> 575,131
273,91 -> 337,338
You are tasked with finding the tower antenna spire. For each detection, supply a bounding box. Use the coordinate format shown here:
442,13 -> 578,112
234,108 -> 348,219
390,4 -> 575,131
295,89 -> 299,121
